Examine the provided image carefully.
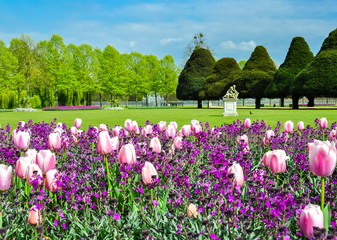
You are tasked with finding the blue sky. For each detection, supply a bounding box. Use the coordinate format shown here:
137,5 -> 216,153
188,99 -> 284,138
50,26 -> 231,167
0,0 -> 337,67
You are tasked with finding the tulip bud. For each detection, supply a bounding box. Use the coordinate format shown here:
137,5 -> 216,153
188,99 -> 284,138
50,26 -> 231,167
15,157 -> 33,179
262,151 -> 273,167
36,150 -> 56,175
169,121 -> 178,130
99,124 -> 108,131
74,118 -> 82,129
309,140 -> 337,177
157,121 -> 166,132
190,120 -> 200,132
110,136 -> 119,151
297,121 -> 304,131
166,124 -> 176,138
28,205 -> 42,225
141,161 -> 158,185
132,121 -> 140,134
14,131 -> 30,150
320,117 -> 328,129
97,131 -> 113,155
244,118 -> 251,128
118,144 -> 137,165
187,203 -> 198,218
0,164 -> 12,191
25,163 -> 43,186
298,204 -> 324,238
263,130 -> 275,145
236,134 -> 249,145
25,149 -> 38,163
173,136 -> 183,149
329,129 -> 337,141
269,150 -> 288,173
141,125 -> 153,137
124,119 -> 133,132
284,120 -> 294,133
45,169 -> 60,192
113,126 -> 122,137
181,125 -> 192,136
149,137 -> 161,153
48,132 -> 62,150
227,162 -> 244,187
193,125 -> 203,135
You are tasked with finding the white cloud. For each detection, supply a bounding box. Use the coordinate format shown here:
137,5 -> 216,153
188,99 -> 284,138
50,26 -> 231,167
221,40 -> 236,49
239,40 -> 257,50
129,41 -> 136,48
159,37 -> 183,45
221,40 -> 257,51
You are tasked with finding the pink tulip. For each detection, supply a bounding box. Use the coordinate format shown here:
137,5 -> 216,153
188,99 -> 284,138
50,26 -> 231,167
227,162 -> 244,187
56,122 -> 63,128
190,120 -> 200,132
169,121 -> 178,130
131,121 -> 139,134
15,157 -> 33,179
262,151 -> 273,167
298,204 -> 324,238
244,118 -> 251,128
25,149 -> 38,163
320,117 -> 328,129
14,130 -> 30,150
124,119 -> 133,132
25,163 -> 43,186
284,120 -> 294,133
97,131 -> 113,155
36,150 -> 56,175
149,137 -> 161,153
173,136 -> 183,149
263,130 -> 275,145
28,205 -> 42,225
118,143 -> 137,165
141,125 -> 153,137
181,125 -> 192,136
99,124 -> 108,131
193,125 -> 203,135
309,140 -> 337,177
329,129 -> 337,141
141,161 -> 158,185
0,164 -> 12,191
166,124 -> 176,138
70,126 -> 78,136
54,127 -> 63,136
269,150 -> 288,173
157,121 -> 167,132
45,169 -> 60,192
48,132 -> 62,150
74,118 -> 82,129
110,136 -> 119,151
113,126 -> 122,137
297,121 -> 305,131
187,203 -> 198,218
236,134 -> 249,145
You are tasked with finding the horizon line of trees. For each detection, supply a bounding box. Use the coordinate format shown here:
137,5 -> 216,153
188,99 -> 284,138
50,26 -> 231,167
0,34 -> 180,109
177,28 -> 337,109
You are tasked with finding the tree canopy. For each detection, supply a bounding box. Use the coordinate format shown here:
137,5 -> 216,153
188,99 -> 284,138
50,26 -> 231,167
233,45 -> 276,108
200,57 -> 241,100
291,28 -> 337,106
176,47 -> 215,108
265,37 -> 313,106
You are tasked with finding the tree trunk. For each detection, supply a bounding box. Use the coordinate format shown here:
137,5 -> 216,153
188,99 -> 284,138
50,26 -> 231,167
307,96 -> 315,107
155,92 -> 158,107
292,96 -> 299,109
255,97 -> 261,109
99,93 -> 102,107
280,98 -> 285,107
197,99 -> 202,108
243,98 -> 245,106
17,88 -> 21,108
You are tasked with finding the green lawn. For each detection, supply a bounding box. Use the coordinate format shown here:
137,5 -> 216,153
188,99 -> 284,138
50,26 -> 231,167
1,107 -> 337,129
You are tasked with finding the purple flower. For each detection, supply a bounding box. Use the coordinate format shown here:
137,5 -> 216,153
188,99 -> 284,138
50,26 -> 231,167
113,214 -> 121,220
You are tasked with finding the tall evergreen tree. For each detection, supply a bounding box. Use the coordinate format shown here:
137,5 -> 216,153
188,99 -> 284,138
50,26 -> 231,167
233,46 -> 276,109
291,28 -> 337,107
199,57 -> 241,100
176,47 -> 215,108
265,37 -> 313,108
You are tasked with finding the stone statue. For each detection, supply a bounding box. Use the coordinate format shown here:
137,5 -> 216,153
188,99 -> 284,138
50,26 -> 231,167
223,85 -> 239,100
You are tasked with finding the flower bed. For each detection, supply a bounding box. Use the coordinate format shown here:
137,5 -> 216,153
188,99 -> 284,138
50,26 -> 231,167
43,106 -> 103,111
1,118 -> 337,239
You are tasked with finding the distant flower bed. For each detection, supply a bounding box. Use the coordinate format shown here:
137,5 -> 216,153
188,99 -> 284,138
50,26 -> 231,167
43,106 -> 103,111
13,108 -> 38,112
299,103 -> 336,106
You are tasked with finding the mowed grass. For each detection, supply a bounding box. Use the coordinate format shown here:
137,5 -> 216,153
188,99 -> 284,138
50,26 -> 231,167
1,107 -> 337,129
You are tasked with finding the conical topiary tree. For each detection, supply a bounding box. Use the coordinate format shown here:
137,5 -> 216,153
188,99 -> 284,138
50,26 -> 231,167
199,57 -> 241,100
176,47 -> 215,108
291,28 -> 337,107
232,45 -> 276,109
264,37 -> 313,107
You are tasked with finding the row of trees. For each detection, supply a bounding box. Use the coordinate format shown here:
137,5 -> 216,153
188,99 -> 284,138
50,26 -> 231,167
0,34 -> 180,108
177,28 -> 337,109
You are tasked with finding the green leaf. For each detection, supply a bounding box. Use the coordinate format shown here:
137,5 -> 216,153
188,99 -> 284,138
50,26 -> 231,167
323,202 -> 331,233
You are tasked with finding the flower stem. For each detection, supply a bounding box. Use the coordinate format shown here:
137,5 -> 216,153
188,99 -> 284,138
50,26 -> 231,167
321,177 -> 325,211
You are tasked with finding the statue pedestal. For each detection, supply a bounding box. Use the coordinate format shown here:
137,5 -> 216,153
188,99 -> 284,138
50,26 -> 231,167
222,99 -> 238,116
